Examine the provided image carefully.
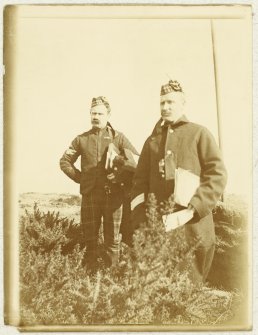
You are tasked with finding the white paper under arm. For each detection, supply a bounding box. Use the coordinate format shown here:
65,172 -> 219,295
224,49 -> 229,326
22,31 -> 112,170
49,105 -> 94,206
174,168 -> 200,207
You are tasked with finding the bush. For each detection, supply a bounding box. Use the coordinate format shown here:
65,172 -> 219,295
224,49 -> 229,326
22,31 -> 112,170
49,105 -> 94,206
208,194 -> 248,291
19,195 -> 238,326
20,203 -> 84,255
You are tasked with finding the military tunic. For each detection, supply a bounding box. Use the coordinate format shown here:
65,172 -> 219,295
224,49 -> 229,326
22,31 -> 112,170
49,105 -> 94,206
60,123 -> 138,266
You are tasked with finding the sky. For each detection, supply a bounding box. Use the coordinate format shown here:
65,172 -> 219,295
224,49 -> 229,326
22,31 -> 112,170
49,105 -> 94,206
5,5 -> 252,198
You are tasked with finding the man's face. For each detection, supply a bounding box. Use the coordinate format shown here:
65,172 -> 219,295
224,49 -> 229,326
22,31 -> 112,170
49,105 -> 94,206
90,104 -> 110,129
160,91 -> 185,122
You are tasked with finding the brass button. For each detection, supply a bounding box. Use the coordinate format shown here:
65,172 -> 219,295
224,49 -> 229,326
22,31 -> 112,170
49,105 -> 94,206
167,150 -> 172,155
161,174 -> 165,178
114,167 -> 118,171
169,129 -> 174,133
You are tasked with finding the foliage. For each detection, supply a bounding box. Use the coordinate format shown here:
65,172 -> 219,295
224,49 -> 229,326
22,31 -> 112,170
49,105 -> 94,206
208,194 -> 248,290
20,203 -> 84,255
19,195 -> 243,326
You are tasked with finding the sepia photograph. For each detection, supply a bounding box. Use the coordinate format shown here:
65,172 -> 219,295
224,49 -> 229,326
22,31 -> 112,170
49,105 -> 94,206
3,4 -> 253,332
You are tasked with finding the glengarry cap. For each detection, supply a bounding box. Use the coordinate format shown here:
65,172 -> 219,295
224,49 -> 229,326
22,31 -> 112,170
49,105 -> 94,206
91,96 -> 111,112
160,80 -> 183,95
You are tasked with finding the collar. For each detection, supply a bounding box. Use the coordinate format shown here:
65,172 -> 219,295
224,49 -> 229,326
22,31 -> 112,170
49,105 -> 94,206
151,115 -> 189,136
91,122 -> 118,138
91,125 -> 108,134
161,115 -> 189,126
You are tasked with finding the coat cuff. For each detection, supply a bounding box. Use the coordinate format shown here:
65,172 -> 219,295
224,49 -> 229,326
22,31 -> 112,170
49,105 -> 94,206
189,197 -> 210,219
67,168 -> 81,184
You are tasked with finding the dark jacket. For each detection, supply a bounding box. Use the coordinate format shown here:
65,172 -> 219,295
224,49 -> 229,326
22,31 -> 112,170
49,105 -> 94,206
60,123 -> 138,195
131,115 -> 227,219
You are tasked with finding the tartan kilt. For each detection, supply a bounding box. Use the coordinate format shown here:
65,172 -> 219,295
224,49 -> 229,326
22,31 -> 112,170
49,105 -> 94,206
120,191 -> 134,246
114,170 -> 135,246
81,187 -> 123,247
80,166 -> 136,249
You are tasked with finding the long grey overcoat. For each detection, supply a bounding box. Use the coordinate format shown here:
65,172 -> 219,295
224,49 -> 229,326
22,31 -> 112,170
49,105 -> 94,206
131,115 -> 227,281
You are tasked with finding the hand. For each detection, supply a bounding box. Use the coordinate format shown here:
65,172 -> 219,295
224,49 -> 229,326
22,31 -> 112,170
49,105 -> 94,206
163,209 -> 195,232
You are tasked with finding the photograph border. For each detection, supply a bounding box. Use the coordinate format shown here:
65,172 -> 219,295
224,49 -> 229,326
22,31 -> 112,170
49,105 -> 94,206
1,0 -> 257,334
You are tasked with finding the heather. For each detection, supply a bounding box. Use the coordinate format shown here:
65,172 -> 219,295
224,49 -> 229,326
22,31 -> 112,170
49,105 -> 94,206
19,193 -> 248,326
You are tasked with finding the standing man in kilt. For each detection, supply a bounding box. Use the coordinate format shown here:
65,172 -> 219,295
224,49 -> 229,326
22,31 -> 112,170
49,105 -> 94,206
60,96 -> 138,268
131,80 -> 227,283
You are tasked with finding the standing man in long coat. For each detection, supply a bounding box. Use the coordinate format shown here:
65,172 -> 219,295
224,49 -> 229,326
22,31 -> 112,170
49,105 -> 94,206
60,96 -> 138,268
131,80 -> 227,282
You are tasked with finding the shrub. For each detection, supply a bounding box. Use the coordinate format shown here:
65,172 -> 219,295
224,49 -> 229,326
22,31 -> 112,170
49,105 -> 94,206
19,195 -> 238,326
208,194 -> 248,291
20,203 -> 84,255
